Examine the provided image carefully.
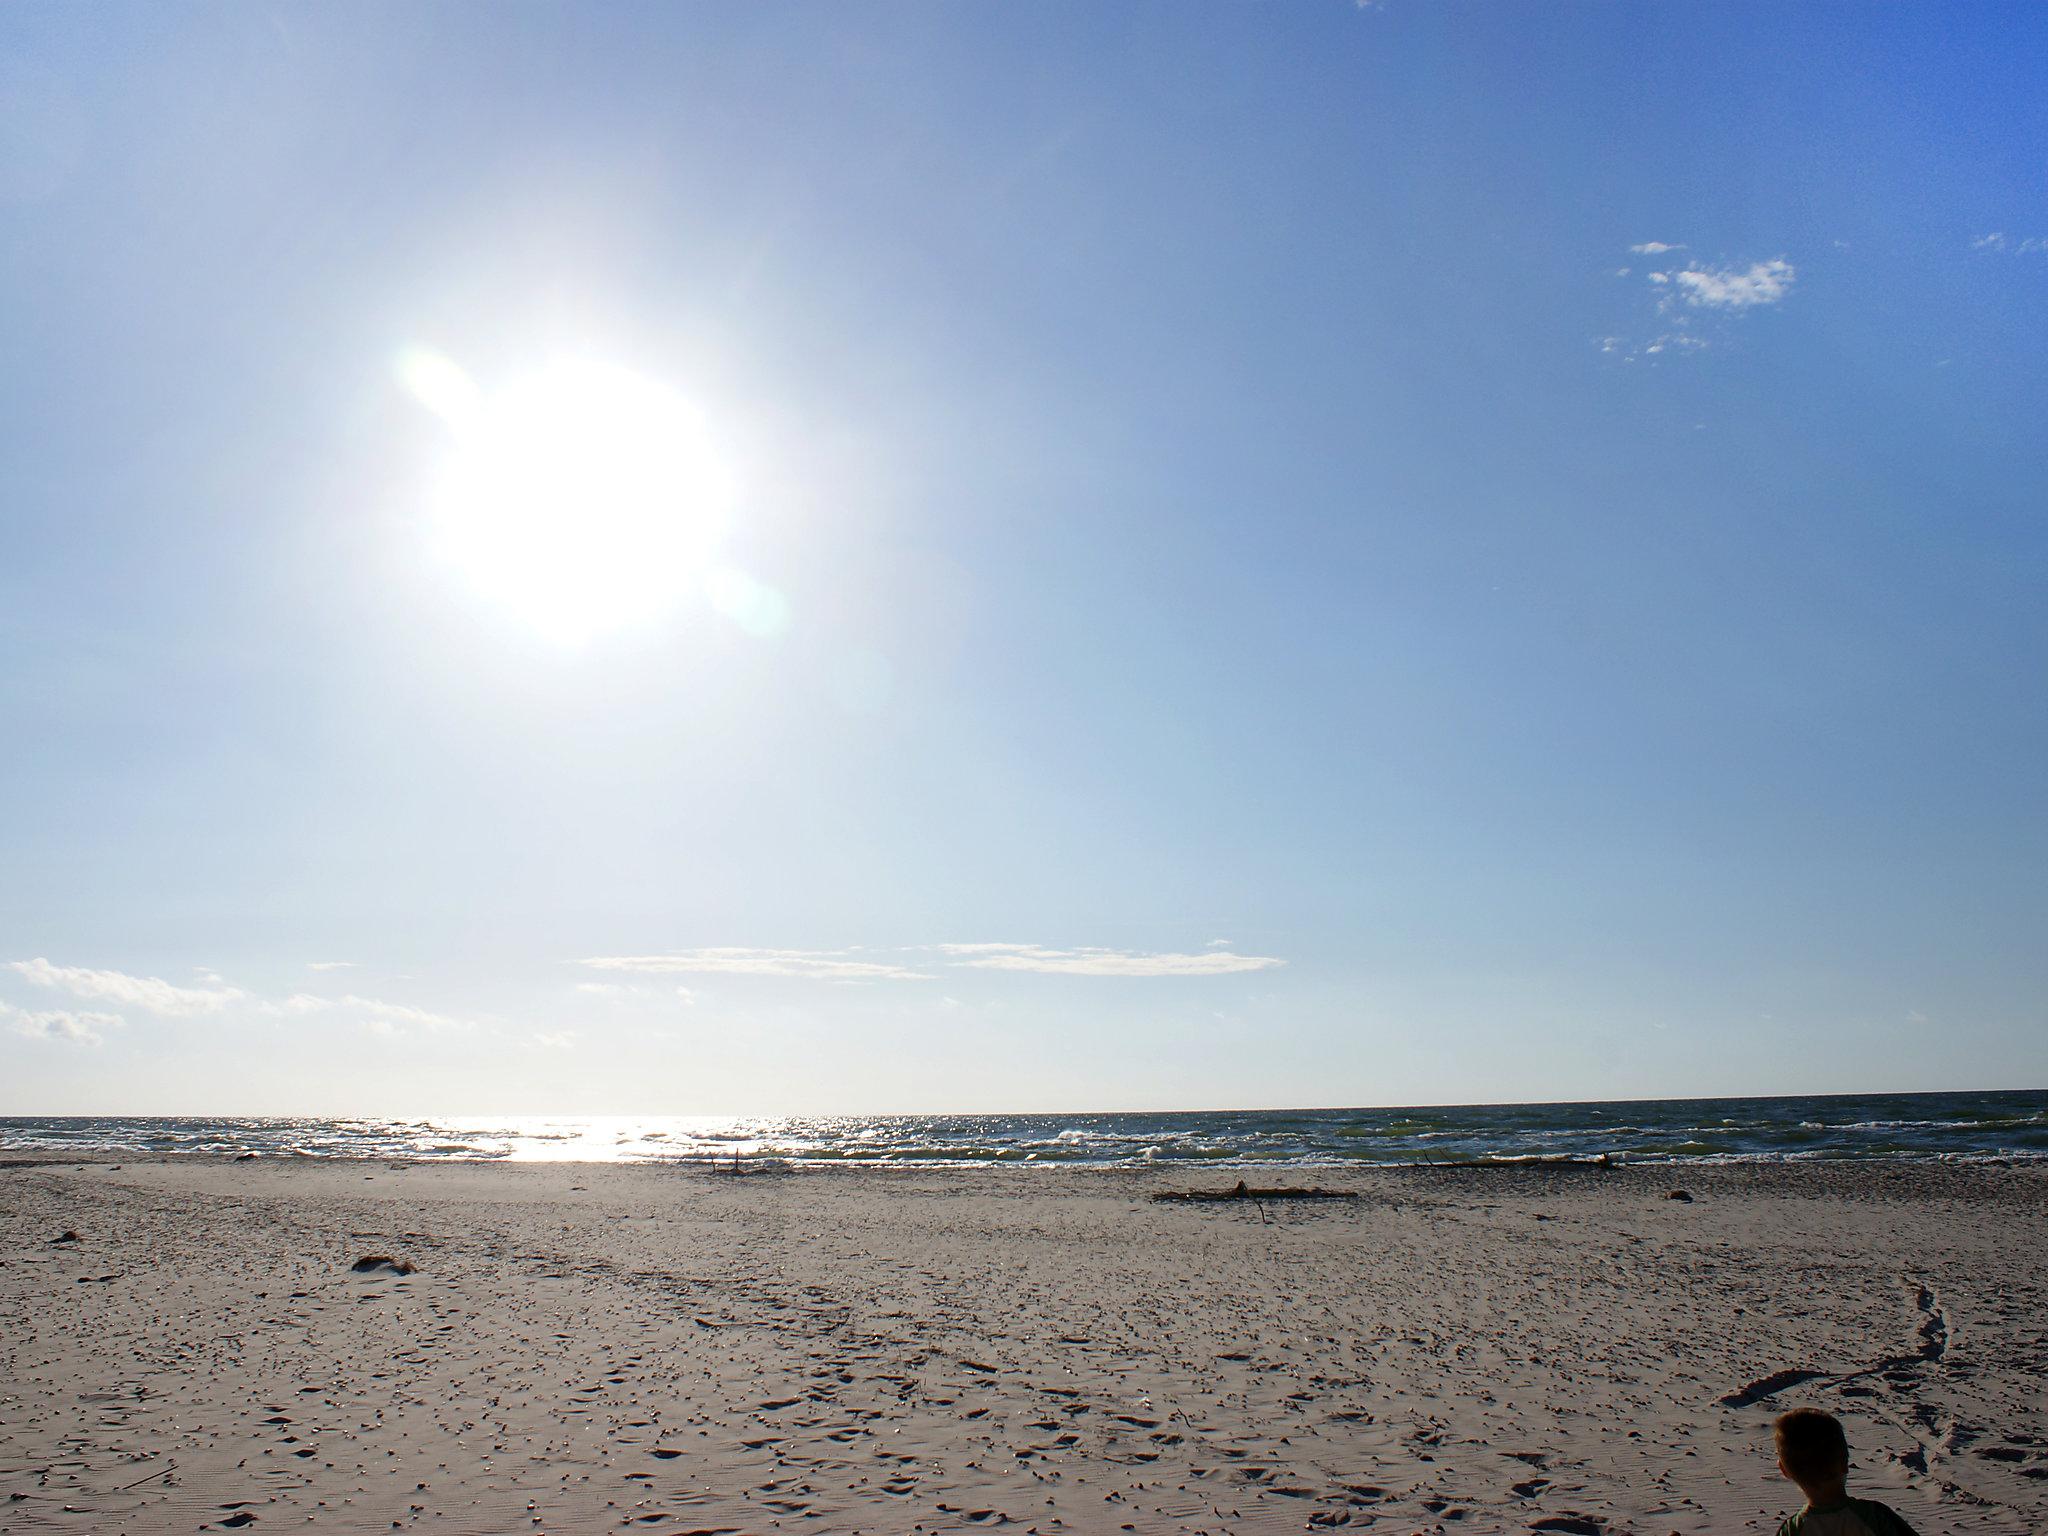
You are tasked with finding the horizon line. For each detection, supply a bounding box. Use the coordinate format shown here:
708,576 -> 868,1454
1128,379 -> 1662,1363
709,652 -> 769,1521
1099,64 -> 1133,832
2,1082 -> 2038,1123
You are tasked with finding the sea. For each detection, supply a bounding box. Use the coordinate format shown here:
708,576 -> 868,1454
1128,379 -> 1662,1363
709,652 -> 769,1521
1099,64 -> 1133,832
2,1089 -> 2044,1168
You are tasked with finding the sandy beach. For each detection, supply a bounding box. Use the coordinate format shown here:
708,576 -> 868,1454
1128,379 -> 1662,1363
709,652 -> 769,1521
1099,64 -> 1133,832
2,1158 -> 2044,1536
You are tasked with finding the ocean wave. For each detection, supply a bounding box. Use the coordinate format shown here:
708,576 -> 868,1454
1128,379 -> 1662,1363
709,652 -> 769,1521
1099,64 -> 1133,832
4,1091 -> 2045,1168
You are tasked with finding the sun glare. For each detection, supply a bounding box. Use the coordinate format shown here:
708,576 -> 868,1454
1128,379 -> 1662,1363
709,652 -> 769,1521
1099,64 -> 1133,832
401,351 -> 732,644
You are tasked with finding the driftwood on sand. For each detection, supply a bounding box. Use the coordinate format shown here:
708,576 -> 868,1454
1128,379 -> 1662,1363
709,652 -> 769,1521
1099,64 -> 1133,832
1419,1153 -> 1615,1169
1153,1181 -> 1359,1203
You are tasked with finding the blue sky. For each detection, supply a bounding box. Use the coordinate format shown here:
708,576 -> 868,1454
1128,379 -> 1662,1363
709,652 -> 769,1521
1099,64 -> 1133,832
3,3 -> 2044,1115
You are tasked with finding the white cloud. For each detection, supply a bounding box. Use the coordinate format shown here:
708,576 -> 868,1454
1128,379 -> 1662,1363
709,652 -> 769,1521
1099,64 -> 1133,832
584,942 -> 1286,981
1,999 -> 121,1045
5,958 -> 482,1042
945,944 -> 1286,978
582,948 -> 933,982
1603,248 -> 1796,360
1975,232 -> 2046,255
268,989 -> 478,1033
306,960 -> 355,971
532,1030 -> 580,1050
7,957 -> 243,1016
573,980 -> 694,1004
1666,257 -> 1795,309
334,995 -> 478,1034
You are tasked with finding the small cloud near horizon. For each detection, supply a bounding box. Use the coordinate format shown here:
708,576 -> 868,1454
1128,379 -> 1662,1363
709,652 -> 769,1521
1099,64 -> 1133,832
1,998 -> 121,1045
938,943 -> 1285,978
583,942 -> 1287,981
269,990 -> 480,1035
573,979 -> 697,1006
582,948 -> 934,982
339,995 -> 479,1034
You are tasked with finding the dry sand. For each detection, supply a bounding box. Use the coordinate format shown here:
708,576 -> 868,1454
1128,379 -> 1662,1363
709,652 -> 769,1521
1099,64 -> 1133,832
2,1157 -> 2044,1535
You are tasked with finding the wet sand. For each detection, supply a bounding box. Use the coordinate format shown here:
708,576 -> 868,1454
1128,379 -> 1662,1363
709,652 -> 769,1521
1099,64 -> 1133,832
2,1157 -> 2044,1535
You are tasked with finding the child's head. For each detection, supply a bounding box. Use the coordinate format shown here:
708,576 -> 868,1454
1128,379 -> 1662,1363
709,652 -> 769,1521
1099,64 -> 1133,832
1774,1408 -> 1849,1497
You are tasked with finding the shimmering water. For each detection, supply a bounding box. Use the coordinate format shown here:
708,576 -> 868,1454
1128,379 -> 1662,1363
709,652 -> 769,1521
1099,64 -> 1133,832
3,1089 -> 2044,1166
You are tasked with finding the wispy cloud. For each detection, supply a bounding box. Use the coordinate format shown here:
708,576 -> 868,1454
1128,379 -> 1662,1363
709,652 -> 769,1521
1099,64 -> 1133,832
1,999 -> 121,1045
7,957 -> 244,1016
1975,232 -> 2047,255
582,942 -> 1287,981
1630,240 -> 1684,255
575,981 -> 645,999
939,944 -> 1286,977
574,980 -> 695,1005
1667,257 -> 1796,309
532,1030 -> 580,1050
334,995 -> 479,1034
306,960 -> 355,972
259,990 -> 479,1035
582,948 -> 934,982
5,958 -> 483,1043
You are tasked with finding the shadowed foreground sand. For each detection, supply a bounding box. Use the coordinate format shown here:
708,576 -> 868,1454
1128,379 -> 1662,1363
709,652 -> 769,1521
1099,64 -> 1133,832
2,1158 -> 2044,1535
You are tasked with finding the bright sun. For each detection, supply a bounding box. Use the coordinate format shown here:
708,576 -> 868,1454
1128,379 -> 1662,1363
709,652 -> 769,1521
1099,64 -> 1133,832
401,351 -> 731,644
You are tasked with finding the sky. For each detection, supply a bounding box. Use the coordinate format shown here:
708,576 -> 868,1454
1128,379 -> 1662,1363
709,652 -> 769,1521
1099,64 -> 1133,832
2,2 -> 2045,1116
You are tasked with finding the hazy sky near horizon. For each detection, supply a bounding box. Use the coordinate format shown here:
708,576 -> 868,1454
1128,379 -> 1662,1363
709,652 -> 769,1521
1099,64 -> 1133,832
3,3 -> 2045,1116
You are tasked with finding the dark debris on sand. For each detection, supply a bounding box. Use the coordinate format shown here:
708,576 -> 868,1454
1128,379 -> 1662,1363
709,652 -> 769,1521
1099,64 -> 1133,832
1154,1181 -> 1360,1203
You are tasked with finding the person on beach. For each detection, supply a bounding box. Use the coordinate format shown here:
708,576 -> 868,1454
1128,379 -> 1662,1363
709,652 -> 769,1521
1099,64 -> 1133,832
1773,1408 -> 1919,1536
